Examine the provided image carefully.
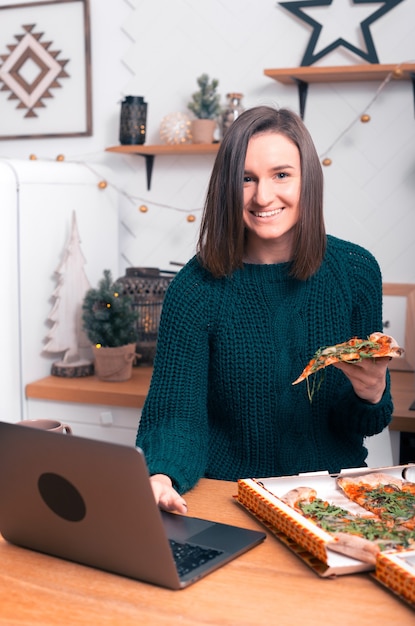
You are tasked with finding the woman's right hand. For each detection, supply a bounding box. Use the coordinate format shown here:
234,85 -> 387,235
150,474 -> 188,514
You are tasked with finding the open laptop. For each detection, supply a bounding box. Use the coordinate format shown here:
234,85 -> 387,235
0,421 -> 265,589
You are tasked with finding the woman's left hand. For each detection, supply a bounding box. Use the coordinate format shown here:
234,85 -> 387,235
333,356 -> 390,404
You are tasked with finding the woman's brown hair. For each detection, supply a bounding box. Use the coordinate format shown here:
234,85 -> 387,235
197,106 -> 326,280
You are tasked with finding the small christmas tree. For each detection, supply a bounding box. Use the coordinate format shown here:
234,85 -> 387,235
82,270 -> 138,348
187,73 -> 221,120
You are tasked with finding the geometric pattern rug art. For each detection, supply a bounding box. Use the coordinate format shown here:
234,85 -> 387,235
0,24 -> 69,118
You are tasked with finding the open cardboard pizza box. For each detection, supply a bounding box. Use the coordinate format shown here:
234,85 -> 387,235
374,547 -> 415,607
236,464 -> 415,584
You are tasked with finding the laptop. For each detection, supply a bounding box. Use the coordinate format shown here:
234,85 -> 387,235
0,421 -> 265,589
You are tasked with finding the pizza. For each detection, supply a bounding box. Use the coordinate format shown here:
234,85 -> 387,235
293,332 -> 404,385
280,474 -> 415,565
337,472 -> 415,531
292,332 -> 404,401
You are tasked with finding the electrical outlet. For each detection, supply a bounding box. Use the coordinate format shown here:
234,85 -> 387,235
100,411 -> 113,426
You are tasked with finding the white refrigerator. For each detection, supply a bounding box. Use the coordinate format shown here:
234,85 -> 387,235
0,158 -> 119,423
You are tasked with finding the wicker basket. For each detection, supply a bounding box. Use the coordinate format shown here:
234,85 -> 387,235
92,343 -> 137,381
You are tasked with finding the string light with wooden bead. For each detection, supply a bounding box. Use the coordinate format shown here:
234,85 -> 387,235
317,67 -> 400,168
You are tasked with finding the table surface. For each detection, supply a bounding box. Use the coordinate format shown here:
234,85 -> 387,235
26,368 -> 415,431
0,478 -> 413,626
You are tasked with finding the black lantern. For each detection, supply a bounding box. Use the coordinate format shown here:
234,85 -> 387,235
117,268 -> 174,364
119,96 -> 147,145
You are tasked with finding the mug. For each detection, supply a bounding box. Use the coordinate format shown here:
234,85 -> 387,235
17,419 -> 72,434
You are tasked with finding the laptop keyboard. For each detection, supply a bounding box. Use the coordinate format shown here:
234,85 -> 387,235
169,539 -> 224,577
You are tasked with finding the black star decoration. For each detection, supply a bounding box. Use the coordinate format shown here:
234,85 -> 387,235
278,0 -> 405,66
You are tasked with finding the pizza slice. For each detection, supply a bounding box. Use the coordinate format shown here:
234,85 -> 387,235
337,472 -> 415,531
327,532 -> 381,565
280,486 -> 317,512
292,332 -> 404,400
281,484 -> 415,564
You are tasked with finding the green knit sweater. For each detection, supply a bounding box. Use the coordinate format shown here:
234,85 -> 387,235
136,236 -> 393,493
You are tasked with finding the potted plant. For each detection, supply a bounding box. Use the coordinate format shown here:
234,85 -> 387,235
82,270 -> 138,381
187,73 -> 221,143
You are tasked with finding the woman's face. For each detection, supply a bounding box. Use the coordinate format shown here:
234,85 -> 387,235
243,131 -> 301,257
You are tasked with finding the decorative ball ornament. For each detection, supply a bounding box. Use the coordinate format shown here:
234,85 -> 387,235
393,67 -> 403,79
56,154 -> 65,161
160,112 -> 192,145
322,158 -> 332,167
98,180 -> 108,189
187,214 -> 196,223
360,114 -> 371,123
29,154 -> 37,160
139,204 -> 148,213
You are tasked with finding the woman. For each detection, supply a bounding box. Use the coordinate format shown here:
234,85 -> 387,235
136,106 -> 393,514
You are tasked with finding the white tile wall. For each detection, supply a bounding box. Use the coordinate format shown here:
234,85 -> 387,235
117,0 -> 415,285
0,0 -> 413,283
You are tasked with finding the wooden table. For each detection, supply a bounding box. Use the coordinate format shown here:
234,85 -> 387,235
0,478 -> 413,625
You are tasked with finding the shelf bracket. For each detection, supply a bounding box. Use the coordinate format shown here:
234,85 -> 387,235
293,78 -> 308,119
136,153 -> 155,190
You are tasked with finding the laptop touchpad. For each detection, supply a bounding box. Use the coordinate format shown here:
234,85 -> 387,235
161,511 -> 212,542
189,524 -> 247,551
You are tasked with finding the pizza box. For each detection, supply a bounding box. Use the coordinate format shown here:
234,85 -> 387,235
374,548 -> 415,607
236,464 -> 415,578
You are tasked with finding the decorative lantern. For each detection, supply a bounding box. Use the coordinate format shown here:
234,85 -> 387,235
117,268 -> 174,364
119,96 -> 148,145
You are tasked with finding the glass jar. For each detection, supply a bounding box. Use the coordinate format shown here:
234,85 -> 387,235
119,96 -> 147,145
221,93 -> 244,138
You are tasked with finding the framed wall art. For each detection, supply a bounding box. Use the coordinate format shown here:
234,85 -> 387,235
383,283 -> 415,372
0,0 -> 92,139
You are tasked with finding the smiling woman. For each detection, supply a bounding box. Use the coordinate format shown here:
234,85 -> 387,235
198,106 -> 325,280
135,106 -> 394,515
242,132 -> 301,264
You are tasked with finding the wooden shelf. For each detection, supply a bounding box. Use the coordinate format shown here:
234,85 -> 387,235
106,143 -> 219,156
25,367 -> 153,409
105,143 -> 219,189
264,63 -> 415,84
264,63 -> 415,118
107,63 -> 415,185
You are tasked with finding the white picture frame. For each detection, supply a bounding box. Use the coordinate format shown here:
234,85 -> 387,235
383,283 -> 415,372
